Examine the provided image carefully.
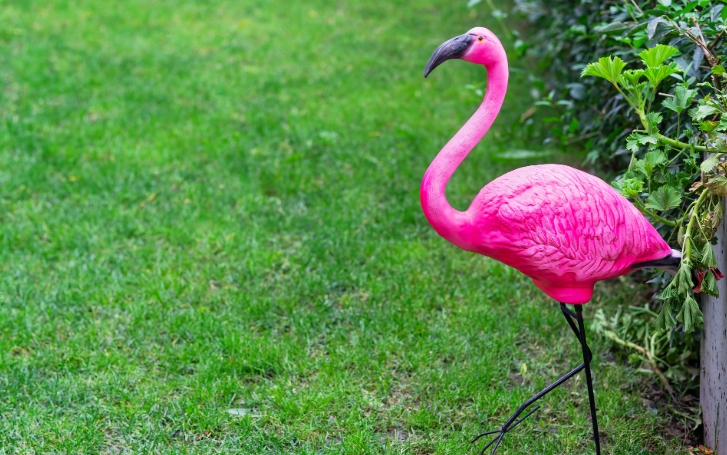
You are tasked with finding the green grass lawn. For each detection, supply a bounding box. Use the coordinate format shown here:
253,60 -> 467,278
0,0 -> 687,453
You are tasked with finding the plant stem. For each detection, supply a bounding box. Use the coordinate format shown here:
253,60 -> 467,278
667,145 -> 688,165
632,198 -> 678,226
635,109 -> 709,152
676,108 -> 681,146
617,87 -> 640,112
602,329 -> 676,397
657,134 -> 708,152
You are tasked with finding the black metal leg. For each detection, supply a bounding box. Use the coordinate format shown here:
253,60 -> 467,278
471,303 -> 595,455
575,305 -> 601,455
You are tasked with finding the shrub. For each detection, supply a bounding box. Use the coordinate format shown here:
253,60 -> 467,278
511,0 -> 724,171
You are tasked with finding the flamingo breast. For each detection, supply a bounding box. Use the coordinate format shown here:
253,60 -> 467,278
466,164 -> 672,303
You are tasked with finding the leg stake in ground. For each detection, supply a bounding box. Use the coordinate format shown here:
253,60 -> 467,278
471,303 -> 600,455
575,304 -> 601,455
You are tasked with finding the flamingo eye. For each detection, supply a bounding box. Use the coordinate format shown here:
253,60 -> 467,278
477,36 -> 484,42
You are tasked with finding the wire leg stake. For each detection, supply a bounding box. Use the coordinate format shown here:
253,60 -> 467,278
575,304 -> 601,455
471,303 -> 600,454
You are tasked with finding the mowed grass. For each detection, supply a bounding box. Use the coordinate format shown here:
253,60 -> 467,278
0,0 -> 686,453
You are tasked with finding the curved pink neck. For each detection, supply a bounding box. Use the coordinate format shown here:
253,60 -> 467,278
420,60 -> 509,250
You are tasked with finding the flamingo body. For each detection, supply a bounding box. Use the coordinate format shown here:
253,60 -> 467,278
421,27 -> 673,304
461,164 -> 671,303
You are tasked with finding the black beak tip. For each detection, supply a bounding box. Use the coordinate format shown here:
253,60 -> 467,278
422,33 -> 474,79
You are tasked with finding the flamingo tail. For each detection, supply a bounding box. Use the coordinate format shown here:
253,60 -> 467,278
630,249 -> 682,275
631,248 -> 724,293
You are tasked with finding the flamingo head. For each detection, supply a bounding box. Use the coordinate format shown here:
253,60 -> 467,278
423,27 -> 506,78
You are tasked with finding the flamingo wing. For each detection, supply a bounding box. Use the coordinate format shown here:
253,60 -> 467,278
470,165 -> 671,286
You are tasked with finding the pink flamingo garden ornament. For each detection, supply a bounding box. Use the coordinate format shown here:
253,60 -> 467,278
422,27 -> 691,454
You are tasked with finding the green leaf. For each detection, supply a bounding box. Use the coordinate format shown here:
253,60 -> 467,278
626,136 -> 641,153
645,112 -> 663,135
674,262 -> 694,292
638,45 -> 680,68
626,132 -> 659,152
639,135 -> 659,146
626,133 -> 659,152
653,300 -> 676,331
662,86 -> 697,114
662,98 -> 679,113
706,175 -> 727,197
643,150 -> 667,176
658,284 -> 677,301
687,296 -> 711,328
701,155 -> 719,172
690,105 -> 717,121
581,56 -> 627,83
645,185 -> 682,211
647,17 -> 667,40
646,112 -> 663,125
700,121 -> 718,134
712,65 -> 726,76
703,243 -> 718,268
567,117 -> 579,134
675,300 -> 690,331
618,69 -> 645,88
688,239 -> 702,263
636,150 -> 667,178
644,65 -> 678,86
677,295 -> 703,333
612,177 -> 644,198
595,22 -> 629,33
719,116 -> 727,132
702,270 -> 719,297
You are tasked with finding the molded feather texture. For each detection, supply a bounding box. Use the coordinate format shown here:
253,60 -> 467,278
466,165 -> 672,303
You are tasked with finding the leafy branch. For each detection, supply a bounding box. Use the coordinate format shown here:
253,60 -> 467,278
582,33 -> 727,333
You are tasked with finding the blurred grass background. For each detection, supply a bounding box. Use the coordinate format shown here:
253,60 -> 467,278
0,0 -> 686,453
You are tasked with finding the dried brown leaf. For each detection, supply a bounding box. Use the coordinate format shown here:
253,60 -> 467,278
706,175 -> 727,197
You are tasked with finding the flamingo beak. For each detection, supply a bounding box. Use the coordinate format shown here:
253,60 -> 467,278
424,33 -> 475,78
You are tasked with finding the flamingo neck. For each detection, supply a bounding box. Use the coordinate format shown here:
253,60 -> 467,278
420,60 -> 509,250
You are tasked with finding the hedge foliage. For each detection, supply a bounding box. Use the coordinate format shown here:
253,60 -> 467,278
515,0 -> 723,170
